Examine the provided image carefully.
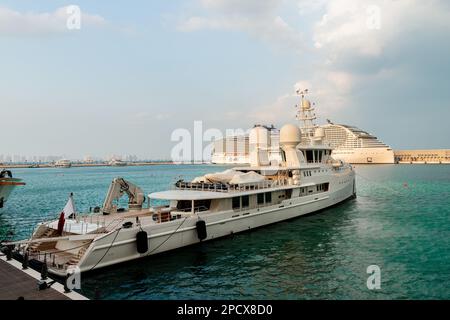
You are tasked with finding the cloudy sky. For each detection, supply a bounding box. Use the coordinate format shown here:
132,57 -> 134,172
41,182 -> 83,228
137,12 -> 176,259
1,0 -> 450,160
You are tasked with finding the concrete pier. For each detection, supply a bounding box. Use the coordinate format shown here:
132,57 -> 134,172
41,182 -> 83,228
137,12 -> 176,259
0,255 -> 88,300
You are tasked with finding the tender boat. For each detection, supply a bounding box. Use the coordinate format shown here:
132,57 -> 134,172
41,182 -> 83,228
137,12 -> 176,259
109,159 -> 127,166
0,169 -> 25,208
4,91 -> 356,277
54,159 -> 72,168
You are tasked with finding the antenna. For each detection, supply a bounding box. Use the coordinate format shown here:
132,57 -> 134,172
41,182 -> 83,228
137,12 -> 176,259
295,89 -> 318,141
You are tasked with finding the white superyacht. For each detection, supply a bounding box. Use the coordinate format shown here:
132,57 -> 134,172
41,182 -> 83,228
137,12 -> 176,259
4,93 -> 356,277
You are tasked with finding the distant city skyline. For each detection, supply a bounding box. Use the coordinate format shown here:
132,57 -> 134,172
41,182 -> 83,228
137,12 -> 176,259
2,1 -> 450,160
0,153 -> 153,164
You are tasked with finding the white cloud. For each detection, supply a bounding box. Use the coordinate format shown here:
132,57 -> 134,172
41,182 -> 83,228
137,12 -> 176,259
0,6 -> 106,36
313,0 -> 450,66
297,0 -> 328,15
179,0 -> 450,129
177,0 -> 303,51
295,0 -> 450,115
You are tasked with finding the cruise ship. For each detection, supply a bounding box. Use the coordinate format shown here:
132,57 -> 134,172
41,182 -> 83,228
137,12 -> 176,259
211,92 -> 394,164
320,123 -> 394,164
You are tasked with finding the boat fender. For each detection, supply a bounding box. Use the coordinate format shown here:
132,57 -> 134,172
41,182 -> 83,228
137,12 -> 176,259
196,220 -> 207,241
136,230 -> 148,254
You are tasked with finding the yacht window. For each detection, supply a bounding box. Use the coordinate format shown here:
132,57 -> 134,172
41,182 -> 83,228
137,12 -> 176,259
242,195 -> 250,208
177,200 -> 192,212
301,187 -> 306,195
232,197 -> 240,210
285,189 -> 292,199
265,192 -> 272,203
257,193 -> 265,205
305,150 -> 314,163
194,199 -> 211,212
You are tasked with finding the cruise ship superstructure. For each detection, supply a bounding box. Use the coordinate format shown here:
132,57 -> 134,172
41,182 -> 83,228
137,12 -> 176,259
320,123 -> 394,164
211,125 -> 281,165
4,90 -> 356,277
211,91 -> 394,164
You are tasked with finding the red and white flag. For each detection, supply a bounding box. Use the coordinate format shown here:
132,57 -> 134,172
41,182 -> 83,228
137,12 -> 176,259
62,193 -> 76,219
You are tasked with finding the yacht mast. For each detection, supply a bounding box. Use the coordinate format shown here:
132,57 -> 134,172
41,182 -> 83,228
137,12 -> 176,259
295,89 -> 317,140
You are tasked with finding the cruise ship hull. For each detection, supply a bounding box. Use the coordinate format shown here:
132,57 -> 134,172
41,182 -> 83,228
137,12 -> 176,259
47,171 -> 355,276
331,148 -> 395,164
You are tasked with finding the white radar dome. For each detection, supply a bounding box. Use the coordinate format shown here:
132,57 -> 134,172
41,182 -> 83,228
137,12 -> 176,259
249,126 -> 270,147
280,124 -> 301,148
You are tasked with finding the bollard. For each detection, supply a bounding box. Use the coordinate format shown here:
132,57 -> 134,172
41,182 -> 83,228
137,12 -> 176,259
6,247 -> 12,261
41,255 -> 48,280
22,251 -> 29,270
63,273 -> 71,293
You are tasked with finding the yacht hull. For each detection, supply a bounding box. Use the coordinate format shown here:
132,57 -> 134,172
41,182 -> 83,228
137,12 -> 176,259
67,173 -> 355,276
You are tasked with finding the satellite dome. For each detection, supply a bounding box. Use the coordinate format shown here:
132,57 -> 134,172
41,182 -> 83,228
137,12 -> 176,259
280,124 -> 301,148
249,126 -> 269,147
302,99 -> 311,110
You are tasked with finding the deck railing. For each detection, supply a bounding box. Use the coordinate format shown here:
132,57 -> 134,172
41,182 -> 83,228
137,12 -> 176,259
174,179 -> 290,193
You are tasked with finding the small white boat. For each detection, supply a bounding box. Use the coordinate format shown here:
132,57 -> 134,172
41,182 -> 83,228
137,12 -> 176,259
109,159 -> 127,166
0,169 -> 25,208
54,159 -> 72,168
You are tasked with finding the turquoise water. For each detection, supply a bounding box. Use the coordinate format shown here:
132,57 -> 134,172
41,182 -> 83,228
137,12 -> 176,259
1,164 -> 449,299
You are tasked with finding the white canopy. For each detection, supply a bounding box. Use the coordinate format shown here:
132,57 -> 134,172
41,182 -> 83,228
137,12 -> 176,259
229,171 -> 265,185
204,169 -> 239,183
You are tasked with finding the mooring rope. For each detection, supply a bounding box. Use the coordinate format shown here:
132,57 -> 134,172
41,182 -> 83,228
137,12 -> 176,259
146,216 -> 189,256
88,227 -> 122,272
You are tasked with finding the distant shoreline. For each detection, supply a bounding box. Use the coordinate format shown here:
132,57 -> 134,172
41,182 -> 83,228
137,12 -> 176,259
0,161 -> 218,169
